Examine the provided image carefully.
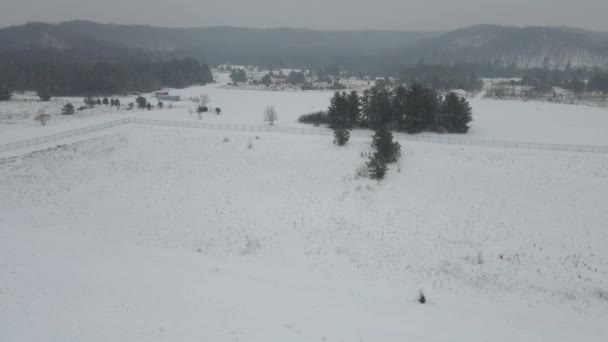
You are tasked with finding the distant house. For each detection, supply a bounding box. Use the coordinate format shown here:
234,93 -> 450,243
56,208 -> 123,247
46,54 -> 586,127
157,95 -> 181,102
154,91 -> 169,97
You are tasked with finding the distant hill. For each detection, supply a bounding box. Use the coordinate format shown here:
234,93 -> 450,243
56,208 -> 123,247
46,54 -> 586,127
1,21 -> 608,72
393,25 -> 608,69
0,21 -> 437,70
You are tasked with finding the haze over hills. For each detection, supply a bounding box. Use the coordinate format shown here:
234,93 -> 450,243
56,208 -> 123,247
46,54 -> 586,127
1,21 -> 608,72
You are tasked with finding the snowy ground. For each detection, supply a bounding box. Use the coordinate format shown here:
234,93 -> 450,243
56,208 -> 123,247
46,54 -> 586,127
1,75 -> 608,340
2,72 -> 608,146
1,125 -> 608,341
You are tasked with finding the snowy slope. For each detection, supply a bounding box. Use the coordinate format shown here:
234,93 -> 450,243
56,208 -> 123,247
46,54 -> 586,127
1,127 -> 607,341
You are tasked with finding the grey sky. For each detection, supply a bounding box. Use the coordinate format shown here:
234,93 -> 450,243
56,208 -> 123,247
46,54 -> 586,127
2,0 -> 608,31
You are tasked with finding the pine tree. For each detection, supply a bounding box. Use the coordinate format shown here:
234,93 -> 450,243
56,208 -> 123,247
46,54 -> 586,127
391,86 -> 407,130
102,97 -> 109,106
453,97 -> 473,133
333,128 -> 350,146
84,97 -> 96,108
440,93 -> 472,133
61,103 -> 75,115
403,83 -> 438,133
37,87 -> 52,101
367,152 -> 388,180
96,99 -> 102,106
371,128 -> 401,163
327,91 -> 349,128
346,91 -> 361,128
366,83 -> 392,129
359,89 -> 370,127
136,96 -> 147,109
261,74 -> 272,87
158,101 -> 164,109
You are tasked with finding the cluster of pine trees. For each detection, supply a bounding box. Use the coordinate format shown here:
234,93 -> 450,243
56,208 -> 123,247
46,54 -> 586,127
326,82 -> 473,134
0,58 -> 213,97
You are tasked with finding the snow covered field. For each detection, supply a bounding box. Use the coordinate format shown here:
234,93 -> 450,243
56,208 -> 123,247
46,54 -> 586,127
1,75 -> 608,341
2,125 -> 608,341
2,72 -> 608,146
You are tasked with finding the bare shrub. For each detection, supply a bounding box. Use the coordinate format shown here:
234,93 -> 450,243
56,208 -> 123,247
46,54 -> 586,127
264,105 -> 278,125
355,164 -> 369,178
199,94 -> 210,107
34,109 -> 51,126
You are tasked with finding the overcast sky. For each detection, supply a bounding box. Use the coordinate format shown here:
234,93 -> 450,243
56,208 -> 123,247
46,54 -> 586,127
2,0 -> 608,31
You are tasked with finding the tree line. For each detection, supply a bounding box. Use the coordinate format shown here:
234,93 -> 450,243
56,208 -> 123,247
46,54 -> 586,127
302,82 -> 472,134
0,58 -> 213,97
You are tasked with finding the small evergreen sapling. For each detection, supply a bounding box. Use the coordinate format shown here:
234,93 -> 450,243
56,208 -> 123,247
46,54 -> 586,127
366,152 -> 388,180
61,103 -> 75,115
333,128 -> 350,146
418,291 -> 426,304
371,128 -> 401,163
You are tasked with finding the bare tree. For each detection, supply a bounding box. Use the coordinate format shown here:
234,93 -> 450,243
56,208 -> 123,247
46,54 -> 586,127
199,94 -> 210,107
34,109 -> 51,126
264,105 -> 278,125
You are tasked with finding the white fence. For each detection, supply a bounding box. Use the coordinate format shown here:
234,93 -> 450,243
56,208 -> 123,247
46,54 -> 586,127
0,119 -> 129,153
131,118 -> 608,154
1,117 -> 608,154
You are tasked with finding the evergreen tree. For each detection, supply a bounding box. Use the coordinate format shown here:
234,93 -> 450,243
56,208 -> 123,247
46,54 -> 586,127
158,101 -> 164,109
84,97 -> 96,108
37,87 -> 52,101
61,103 -> 75,115
114,99 -> 121,107
365,83 -> 392,129
327,91 -> 349,128
367,152 -> 388,180
146,103 -> 152,110
437,93 -> 473,133
346,91 -> 361,128
391,86 -> 407,130
0,85 -> 12,101
96,99 -> 102,106
371,128 -> 401,163
102,97 -> 109,106
286,71 -> 306,85
359,89 -> 370,127
229,69 -> 247,84
261,74 -> 272,87
452,96 -> 473,133
403,83 -> 438,133
136,96 -> 147,109
333,128 -> 350,146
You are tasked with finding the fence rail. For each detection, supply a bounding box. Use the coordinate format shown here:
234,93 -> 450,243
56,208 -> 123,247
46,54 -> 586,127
1,117 -> 608,154
0,118 -> 130,153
